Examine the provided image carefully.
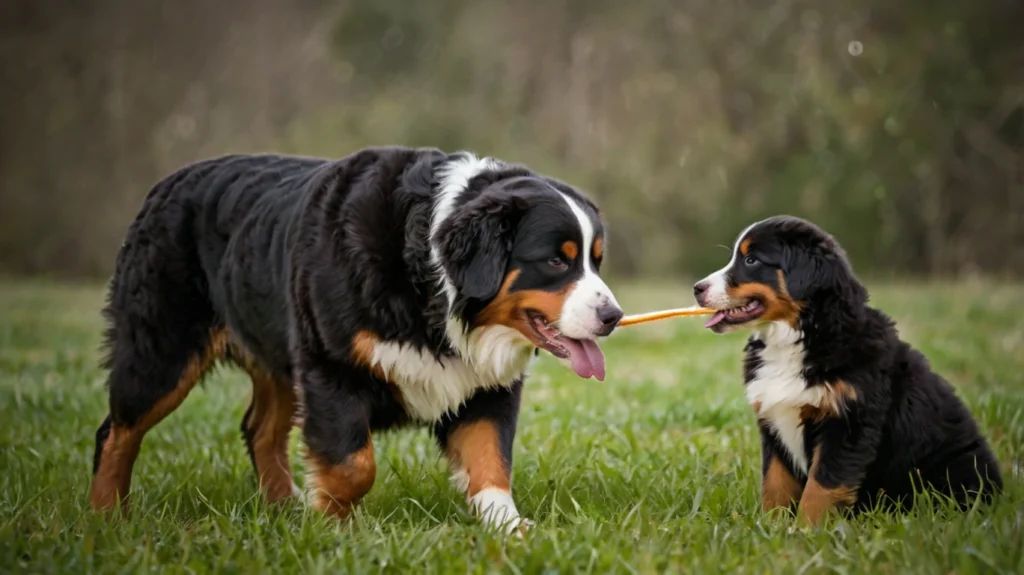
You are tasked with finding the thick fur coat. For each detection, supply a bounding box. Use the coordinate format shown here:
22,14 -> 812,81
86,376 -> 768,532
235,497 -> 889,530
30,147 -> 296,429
89,147 -> 622,533
694,216 -> 1002,525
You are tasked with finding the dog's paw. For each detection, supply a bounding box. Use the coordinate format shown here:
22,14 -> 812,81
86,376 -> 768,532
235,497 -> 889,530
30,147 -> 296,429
491,515 -> 532,538
513,517 -> 534,537
469,488 -> 530,537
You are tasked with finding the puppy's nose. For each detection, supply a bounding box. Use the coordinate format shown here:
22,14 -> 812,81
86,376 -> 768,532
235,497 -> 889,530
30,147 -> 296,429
693,281 -> 709,298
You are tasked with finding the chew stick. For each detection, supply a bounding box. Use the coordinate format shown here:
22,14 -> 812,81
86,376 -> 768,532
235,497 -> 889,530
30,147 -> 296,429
618,306 -> 716,327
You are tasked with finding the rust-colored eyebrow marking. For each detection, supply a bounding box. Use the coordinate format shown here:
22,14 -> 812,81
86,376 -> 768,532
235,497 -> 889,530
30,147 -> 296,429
739,238 -> 752,256
561,241 -> 579,260
592,237 -> 604,260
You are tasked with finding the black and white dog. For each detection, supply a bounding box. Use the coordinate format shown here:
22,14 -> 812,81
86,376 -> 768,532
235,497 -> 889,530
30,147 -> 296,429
693,216 -> 1002,525
90,147 -> 622,533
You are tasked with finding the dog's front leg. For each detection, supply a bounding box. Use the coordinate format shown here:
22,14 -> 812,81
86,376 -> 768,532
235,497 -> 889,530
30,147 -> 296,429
798,399 -> 883,526
299,362 -> 377,521
434,380 -> 528,535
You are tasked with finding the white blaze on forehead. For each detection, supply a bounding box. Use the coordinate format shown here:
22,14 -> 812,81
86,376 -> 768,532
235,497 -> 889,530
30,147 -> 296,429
555,190 -> 619,339
698,220 -> 760,308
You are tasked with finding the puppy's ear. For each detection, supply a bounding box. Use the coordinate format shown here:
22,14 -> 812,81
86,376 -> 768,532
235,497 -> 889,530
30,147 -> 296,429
782,244 -> 820,301
436,191 -> 530,300
784,240 -> 864,304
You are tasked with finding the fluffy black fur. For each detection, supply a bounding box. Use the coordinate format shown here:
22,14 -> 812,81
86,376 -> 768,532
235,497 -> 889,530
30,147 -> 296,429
90,147 -> 615,524
695,215 -> 1003,520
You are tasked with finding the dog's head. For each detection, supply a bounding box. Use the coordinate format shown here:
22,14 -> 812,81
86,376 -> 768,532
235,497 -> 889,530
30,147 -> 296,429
434,164 -> 621,380
692,216 -> 865,334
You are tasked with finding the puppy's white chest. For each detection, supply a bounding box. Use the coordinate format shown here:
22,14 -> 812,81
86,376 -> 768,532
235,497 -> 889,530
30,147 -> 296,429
746,324 -> 826,475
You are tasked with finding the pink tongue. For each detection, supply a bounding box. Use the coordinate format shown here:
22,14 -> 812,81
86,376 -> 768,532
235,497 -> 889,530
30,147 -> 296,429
560,337 -> 606,381
704,311 -> 726,328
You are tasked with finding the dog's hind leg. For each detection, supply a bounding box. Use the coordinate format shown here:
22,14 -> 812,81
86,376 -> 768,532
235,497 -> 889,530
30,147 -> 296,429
90,201 -> 225,513
90,326 -> 226,512
238,357 -> 298,503
923,445 -> 1004,510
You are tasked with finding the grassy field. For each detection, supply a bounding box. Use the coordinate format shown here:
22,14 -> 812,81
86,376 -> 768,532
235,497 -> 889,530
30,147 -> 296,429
1,280 -> 1022,574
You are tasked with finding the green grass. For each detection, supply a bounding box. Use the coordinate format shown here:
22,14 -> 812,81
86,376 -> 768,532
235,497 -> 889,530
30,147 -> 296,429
1,280 -> 1022,574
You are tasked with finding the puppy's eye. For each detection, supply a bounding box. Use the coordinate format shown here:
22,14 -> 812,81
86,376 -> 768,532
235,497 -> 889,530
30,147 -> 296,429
548,257 -> 568,269
744,256 -> 760,267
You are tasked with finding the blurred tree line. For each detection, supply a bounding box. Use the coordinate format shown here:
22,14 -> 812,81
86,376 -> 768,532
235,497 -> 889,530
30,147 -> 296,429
1,0 -> 1022,279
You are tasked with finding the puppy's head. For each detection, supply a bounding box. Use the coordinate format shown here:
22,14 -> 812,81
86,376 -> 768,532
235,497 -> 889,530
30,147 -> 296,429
436,174 -> 621,380
693,216 -> 865,334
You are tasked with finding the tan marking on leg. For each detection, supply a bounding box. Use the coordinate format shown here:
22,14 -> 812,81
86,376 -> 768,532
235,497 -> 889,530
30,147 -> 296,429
797,445 -> 858,526
445,420 -> 510,496
89,427 -> 142,513
307,442 -> 376,520
90,328 -> 228,512
762,455 -> 804,512
137,329 -> 228,431
244,365 -> 297,503
446,421 -> 528,534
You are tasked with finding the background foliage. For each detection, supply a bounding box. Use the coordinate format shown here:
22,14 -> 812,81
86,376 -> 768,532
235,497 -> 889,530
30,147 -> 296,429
1,0 -> 1022,279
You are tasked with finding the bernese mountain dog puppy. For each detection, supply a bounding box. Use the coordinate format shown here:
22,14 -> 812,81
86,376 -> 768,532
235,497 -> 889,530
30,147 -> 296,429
89,147 -> 623,533
693,216 -> 1002,526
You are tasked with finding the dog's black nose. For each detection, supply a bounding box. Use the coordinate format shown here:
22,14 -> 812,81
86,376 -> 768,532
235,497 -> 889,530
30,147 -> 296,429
693,281 -> 709,298
597,304 -> 624,329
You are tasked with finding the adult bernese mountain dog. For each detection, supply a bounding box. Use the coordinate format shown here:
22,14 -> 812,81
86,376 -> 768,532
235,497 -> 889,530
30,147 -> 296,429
692,215 -> 1002,526
89,147 -> 623,533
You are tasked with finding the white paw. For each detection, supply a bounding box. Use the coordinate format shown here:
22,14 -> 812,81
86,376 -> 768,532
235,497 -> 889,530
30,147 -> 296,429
469,487 -> 527,536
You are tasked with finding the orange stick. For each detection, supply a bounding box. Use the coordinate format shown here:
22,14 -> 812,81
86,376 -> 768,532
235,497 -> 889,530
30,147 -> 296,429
618,306 -> 716,327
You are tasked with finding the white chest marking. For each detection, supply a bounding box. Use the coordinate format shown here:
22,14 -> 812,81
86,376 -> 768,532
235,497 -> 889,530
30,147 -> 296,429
360,152 -> 534,421
746,322 -> 831,475
368,326 -> 534,422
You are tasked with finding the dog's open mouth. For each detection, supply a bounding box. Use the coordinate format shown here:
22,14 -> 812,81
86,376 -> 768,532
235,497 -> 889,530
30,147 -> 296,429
526,310 -> 606,381
704,299 -> 765,330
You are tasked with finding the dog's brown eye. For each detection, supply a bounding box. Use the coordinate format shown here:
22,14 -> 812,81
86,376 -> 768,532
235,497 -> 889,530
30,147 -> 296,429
744,256 -> 759,267
548,257 -> 567,269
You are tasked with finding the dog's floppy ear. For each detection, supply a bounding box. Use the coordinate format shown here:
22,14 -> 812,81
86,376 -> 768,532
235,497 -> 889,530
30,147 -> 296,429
435,190 -> 530,300
782,244 -> 821,301
784,238 -> 864,304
